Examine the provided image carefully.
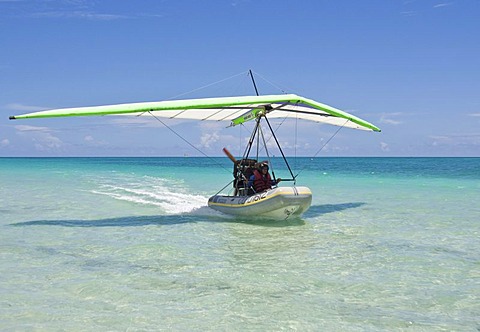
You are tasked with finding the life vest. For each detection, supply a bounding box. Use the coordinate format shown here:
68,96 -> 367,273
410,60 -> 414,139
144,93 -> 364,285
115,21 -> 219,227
253,169 -> 272,193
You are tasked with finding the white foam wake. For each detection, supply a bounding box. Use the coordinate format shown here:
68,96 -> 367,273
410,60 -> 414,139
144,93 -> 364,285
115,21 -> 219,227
90,175 -> 208,214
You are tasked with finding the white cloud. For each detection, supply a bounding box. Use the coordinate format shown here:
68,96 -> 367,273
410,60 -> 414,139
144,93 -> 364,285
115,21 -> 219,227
1,139 -> 10,147
468,113 -> 480,117
33,136 -> 63,151
14,125 -> 51,132
199,132 -> 220,149
429,135 -> 450,140
5,103 -> 46,112
380,118 -> 403,125
433,3 -> 453,8
83,135 -> 108,147
1,0 -> 165,21
197,122 -> 234,149
379,113 -> 403,125
30,11 -> 128,20
429,133 -> 480,147
431,133 -> 480,139
380,142 -> 390,152
14,125 -> 65,151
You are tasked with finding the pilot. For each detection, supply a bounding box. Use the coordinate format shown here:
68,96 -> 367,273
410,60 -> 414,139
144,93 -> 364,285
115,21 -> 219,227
248,162 -> 281,193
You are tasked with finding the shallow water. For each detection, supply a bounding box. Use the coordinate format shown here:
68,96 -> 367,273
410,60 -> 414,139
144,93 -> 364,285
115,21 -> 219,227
1,157 -> 479,330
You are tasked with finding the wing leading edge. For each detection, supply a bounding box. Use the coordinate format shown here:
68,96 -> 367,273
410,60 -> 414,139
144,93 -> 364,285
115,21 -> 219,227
9,94 -> 381,132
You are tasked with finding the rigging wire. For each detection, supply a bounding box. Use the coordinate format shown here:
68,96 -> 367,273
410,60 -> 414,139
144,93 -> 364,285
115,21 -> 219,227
238,124 -> 242,157
294,113 -> 298,175
252,114 -> 290,157
147,111 -> 231,173
258,122 -> 277,182
250,70 -> 291,94
264,116 -> 296,181
239,123 -> 253,146
294,119 -> 350,179
256,123 -> 260,160
165,71 -> 249,100
241,117 -> 261,161
214,179 -> 235,196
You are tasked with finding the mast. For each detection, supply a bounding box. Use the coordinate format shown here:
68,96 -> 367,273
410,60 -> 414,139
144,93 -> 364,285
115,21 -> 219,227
232,69 -> 296,195
249,70 -> 260,159
249,69 -> 295,183
249,69 -> 259,96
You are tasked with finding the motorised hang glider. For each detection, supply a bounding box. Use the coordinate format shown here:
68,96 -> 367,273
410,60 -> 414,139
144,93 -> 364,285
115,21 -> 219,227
9,80 -> 380,220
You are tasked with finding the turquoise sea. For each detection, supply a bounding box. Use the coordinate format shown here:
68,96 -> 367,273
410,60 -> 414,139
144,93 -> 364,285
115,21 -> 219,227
0,157 -> 479,331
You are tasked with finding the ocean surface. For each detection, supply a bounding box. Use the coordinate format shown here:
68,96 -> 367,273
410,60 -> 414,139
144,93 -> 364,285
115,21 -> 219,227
0,157 -> 479,331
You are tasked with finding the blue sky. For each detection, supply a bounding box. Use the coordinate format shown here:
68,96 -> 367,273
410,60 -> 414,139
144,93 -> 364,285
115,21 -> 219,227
1,0 -> 479,157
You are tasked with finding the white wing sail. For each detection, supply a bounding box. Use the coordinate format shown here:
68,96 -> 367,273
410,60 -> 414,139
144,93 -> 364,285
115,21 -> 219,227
10,94 -> 380,132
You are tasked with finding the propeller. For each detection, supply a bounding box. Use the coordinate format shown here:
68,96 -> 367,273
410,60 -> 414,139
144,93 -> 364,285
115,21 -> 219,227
222,147 -> 237,163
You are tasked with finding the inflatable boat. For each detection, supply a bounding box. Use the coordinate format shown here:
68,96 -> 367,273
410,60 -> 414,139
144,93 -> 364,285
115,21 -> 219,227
208,186 -> 312,220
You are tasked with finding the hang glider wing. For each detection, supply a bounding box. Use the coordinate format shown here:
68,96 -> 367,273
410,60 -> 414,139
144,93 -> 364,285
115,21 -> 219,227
9,94 -> 380,132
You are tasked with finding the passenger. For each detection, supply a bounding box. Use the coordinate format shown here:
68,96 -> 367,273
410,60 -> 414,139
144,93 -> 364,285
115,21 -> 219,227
248,162 -> 281,193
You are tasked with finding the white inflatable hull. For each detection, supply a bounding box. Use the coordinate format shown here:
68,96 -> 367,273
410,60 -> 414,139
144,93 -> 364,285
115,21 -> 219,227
208,186 -> 312,220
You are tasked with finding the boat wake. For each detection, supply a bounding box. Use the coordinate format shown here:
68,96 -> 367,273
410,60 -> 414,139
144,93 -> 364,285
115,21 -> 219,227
90,175 -> 208,214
